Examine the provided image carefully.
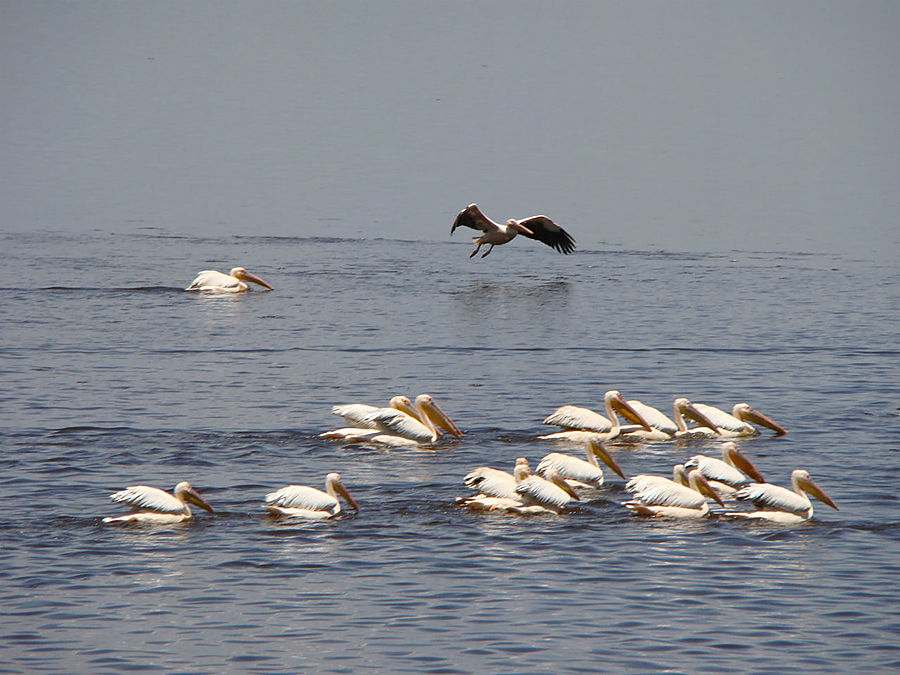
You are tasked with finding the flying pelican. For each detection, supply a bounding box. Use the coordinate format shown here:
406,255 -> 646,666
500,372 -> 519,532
689,402 -> 787,437
322,394 -> 462,445
265,472 -> 359,519
684,441 -> 765,499
513,468 -> 582,514
451,203 -> 576,258
624,465 -> 725,518
185,267 -> 274,292
456,457 -> 533,512
102,481 -> 214,524
727,470 -> 838,523
536,438 -> 626,489
621,398 -> 721,441
539,390 -> 650,443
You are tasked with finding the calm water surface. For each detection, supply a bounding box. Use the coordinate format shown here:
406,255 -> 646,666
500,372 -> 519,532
2,231 -> 899,673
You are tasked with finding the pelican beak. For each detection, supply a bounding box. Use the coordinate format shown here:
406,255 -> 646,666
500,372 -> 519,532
801,476 -> 838,510
611,395 -> 652,431
509,220 -> 534,236
420,397 -> 463,438
725,445 -> 766,484
589,439 -> 626,479
741,406 -> 787,436
682,402 -> 721,434
693,473 -> 725,507
335,481 -> 360,511
549,473 -> 581,501
235,269 -> 274,290
184,487 -> 215,513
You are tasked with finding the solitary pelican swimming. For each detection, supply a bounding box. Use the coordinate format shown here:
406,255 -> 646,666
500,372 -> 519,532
103,481 -> 214,524
265,473 -> 359,519
185,267 -> 274,292
451,203 -> 576,258
727,470 -> 838,523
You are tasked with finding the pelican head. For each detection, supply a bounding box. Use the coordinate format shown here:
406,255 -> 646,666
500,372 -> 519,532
230,267 -> 274,290
606,391 -> 653,431
687,470 -> 726,507
414,394 -> 463,438
721,441 -> 765,483
733,403 -> 787,436
588,438 -> 626,479
674,398 -> 720,434
513,457 -> 532,480
792,469 -> 838,510
326,472 -> 360,512
174,481 -> 214,513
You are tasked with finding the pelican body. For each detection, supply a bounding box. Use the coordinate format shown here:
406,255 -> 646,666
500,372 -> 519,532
690,403 -> 787,437
684,441 -> 765,498
323,394 -> 462,447
536,438 -> 626,489
623,398 -> 721,441
265,472 -> 359,519
457,457 -> 533,512
451,203 -> 576,258
185,267 -> 274,292
625,466 -> 725,518
514,468 -> 581,514
103,481 -> 214,524
539,390 -> 651,443
728,470 -> 838,523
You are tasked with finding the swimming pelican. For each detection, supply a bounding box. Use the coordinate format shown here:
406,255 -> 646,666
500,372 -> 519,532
185,267 -> 274,292
539,390 -> 650,443
727,470 -> 838,523
456,457 -> 533,512
102,481 -> 214,524
451,203 -> 576,258
536,438 -> 626,489
513,468 -> 582,514
624,465 -> 725,518
265,472 -> 359,519
684,441 -> 765,499
690,402 -> 787,437
622,398 -> 721,441
323,394 -> 462,445
322,396 -> 418,441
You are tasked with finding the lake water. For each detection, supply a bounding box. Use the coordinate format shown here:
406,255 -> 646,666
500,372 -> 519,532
1,230 -> 898,673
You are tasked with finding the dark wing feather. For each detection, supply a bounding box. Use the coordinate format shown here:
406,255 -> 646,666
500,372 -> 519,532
451,204 -> 495,234
516,216 -> 576,254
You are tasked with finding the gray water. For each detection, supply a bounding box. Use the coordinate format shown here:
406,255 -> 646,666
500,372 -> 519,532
2,231 -> 898,674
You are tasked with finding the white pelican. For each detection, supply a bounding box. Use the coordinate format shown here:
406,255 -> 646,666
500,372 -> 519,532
727,470 -> 838,523
322,394 -> 462,446
536,438 -> 626,489
684,441 -> 765,499
624,466 -> 725,518
456,457 -> 533,512
513,468 -> 581,514
321,396 -> 415,441
451,203 -> 576,258
265,472 -> 359,519
103,481 -> 214,524
622,398 -> 721,441
539,390 -> 650,443
690,402 -> 787,437
185,267 -> 274,292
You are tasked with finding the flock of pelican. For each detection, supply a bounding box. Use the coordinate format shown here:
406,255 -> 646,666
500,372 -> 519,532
102,389 -> 836,526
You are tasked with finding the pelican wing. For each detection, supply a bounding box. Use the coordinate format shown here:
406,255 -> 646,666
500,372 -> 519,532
625,476 -> 706,509
363,408 -> 433,441
451,204 -> 498,234
265,485 -> 339,514
537,453 -> 603,487
543,406 -> 612,432
185,270 -> 246,292
109,486 -> 186,514
628,400 -> 677,435
515,475 -> 575,510
332,404 -> 381,428
516,215 -> 576,254
463,467 -> 519,499
734,483 -> 809,514
684,455 -> 747,487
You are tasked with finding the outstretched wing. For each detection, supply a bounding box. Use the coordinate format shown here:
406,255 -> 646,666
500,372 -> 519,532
451,204 -> 498,234
516,216 -> 576,254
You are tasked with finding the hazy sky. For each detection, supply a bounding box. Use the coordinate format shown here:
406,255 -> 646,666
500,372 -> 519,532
3,1 -> 899,256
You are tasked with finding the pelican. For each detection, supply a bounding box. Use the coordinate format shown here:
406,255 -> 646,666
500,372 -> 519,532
624,465 -> 725,518
321,396 -> 417,441
689,402 -> 787,437
513,468 -> 582,514
322,394 -> 462,446
536,438 -> 626,489
727,470 -> 838,523
451,203 -> 576,258
539,390 -> 650,443
265,472 -> 359,519
102,481 -> 214,524
622,398 -> 721,441
456,457 -> 533,512
684,441 -> 765,499
185,267 -> 274,292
